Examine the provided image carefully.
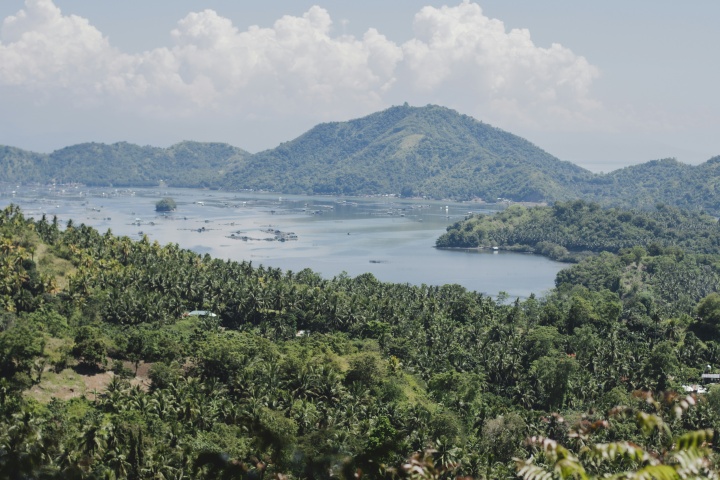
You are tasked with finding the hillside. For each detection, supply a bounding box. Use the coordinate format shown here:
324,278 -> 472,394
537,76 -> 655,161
2,204 -> 720,478
437,200 -> 720,261
0,141 -> 249,188
2,104 -> 720,213
580,156 -> 720,213
222,104 -> 593,201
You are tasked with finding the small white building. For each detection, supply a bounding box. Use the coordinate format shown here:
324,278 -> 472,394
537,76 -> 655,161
184,310 -> 217,318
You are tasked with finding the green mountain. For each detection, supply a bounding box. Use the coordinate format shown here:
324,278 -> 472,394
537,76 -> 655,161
222,104 -> 593,201
2,104 -> 720,213
580,157 -> 720,213
0,141 -> 249,188
0,145 -> 49,183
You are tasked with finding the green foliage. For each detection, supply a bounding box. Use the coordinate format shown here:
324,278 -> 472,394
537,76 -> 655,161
194,330 -> 278,382
1,205 -> 720,478
147,361 -> 183,391
427,370 -> 485,406
255,406 -> 298,455
364,415 -> 398,458
564,288 -> 622,333
438,200 -> 720,259
582,156 -> 720,216
71,325 -> 107,369
531,356 -> 579,410
215,104 -> 592,201
695,293 -> 720,339
517,394 -> 718,480
556,252 -> 623,291
523,326 -> 563,362
555,250 -> 720,323
0,141 -> 249,188
642,341 -> 678,392
481,412 -> 527,463
0,316 -> 45,388
345,351 -> 385,388
155,197 -> 177,212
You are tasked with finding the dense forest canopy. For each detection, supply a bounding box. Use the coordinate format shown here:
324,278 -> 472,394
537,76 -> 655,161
437,200 -> 720,261
0,141 -> 249,188
2,104 -> 720,214
1,203 -> 720,478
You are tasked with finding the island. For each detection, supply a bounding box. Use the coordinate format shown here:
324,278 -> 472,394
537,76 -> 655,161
155,197 -> 177,212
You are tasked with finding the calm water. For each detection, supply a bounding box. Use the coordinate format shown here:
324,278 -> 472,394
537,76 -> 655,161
0,185 -> 566,298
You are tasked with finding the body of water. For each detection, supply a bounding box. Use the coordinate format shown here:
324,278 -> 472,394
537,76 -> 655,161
0,185 -> 566,298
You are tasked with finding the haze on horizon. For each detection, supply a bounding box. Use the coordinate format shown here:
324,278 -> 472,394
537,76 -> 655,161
0,0 -> 718,173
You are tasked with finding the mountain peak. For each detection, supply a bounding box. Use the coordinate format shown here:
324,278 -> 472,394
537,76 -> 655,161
223,105 -> 591,201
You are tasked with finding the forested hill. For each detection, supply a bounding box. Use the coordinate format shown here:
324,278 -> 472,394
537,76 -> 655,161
221,104 -> 592,201
437,200 -> 720,261
0,141 -> 249,188
580,156 -> 720,213
3,204 -> 720,478
3,104 -> 720,213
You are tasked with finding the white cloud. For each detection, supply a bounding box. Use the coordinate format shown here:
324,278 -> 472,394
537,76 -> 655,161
399,1 -> 601,128
0,0 -> 600,131
0,1 -> 404,116
0,0 -> 115,94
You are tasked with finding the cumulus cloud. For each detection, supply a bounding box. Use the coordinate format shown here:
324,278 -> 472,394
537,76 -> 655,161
400,1 -> 600,127
0,1 -> 403,116
0,0 -> 600,130
0,0 -> 115,95
157,7 -> 403,112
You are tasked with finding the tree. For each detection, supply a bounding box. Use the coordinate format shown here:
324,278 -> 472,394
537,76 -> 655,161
695,292 -> 720,339
344,352 -> 385,388
641,341 -> 678,391
517,394 -> 718,479
155,197 -> 177,212
72,325 -> 108,369
482,412 -> 527,464
531,355 -> 579,410
363,415 -> 400,463
0,319 -> 45,387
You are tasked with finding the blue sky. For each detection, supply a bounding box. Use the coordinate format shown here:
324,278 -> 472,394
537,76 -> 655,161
1,0 -> 718,172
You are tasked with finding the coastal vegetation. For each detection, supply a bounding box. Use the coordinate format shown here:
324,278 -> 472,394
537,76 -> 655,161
437,200 -> 720,261
2,204 -> 720,478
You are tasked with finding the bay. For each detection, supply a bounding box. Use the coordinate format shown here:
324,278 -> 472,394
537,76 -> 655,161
0,185 -> 566,298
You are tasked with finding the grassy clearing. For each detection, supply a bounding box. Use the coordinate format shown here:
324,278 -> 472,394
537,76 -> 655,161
25,368 -> 91,403
167,316 -> 201,336
400,372 -> 434,409
43,336 -> 72,365
35,243 -> 76,291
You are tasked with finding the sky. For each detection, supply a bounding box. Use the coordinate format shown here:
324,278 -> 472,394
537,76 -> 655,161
1,1 -> 718,172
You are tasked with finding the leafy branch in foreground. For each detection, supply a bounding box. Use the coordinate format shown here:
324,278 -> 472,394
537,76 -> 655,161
517,393 -> 717,480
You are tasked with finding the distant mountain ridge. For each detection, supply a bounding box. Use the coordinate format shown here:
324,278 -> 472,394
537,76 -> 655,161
579,157 -> 720,213
0,141 -> 249,188
1,104 -> 719,213
222,104 -> 592,201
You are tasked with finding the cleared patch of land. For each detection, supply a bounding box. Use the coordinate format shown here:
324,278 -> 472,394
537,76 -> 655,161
25,361 -> 152,403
